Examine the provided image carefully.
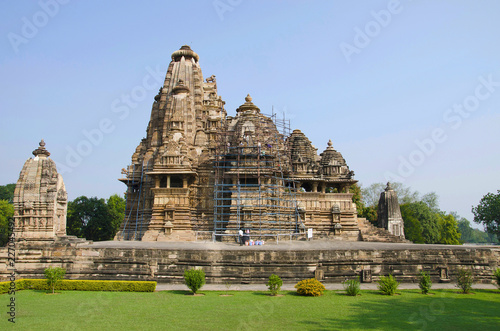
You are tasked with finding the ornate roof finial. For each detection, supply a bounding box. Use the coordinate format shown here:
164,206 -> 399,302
171,45 -> 199,62
326,139 -> 334,150
32,139 -> 51,158
236,94 -> 260,113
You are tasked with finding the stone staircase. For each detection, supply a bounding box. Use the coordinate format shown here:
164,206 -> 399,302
357,218 -> 410,243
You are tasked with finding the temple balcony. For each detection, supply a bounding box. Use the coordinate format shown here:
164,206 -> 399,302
296,192 -> 354,212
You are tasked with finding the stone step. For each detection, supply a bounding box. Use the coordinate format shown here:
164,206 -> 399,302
357,218 -> 409,243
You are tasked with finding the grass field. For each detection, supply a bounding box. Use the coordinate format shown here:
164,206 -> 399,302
1,289 -> 499,330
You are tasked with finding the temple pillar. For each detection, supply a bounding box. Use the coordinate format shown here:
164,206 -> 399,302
312,182 -> 318,193
167,175 -> 171,188
183,176 -> 188,188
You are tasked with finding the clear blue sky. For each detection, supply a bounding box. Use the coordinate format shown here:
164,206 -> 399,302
1,0 -> 499,228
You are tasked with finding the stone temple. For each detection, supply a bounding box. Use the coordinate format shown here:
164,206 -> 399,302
116,45 -> 385,242
2,46 -> 498,286
13,140 -> 68,241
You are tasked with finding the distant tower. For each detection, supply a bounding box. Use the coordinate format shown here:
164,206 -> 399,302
13,140 -> 68,242
377,182 -> 405,238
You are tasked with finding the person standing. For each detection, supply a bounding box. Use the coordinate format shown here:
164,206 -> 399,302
238,228 -> 244,245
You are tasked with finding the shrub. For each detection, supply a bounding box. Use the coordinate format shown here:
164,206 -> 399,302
267,274 -> 283,296
377,274 -> 399,295
456,268 -> 474,294
0,279 -> 156,293
294,278 -> 325,297
184,268 -> 206,294
0,281 -> 10,294
343,278 -> 361,296
44,267 -> 66,294
494,268 -> 500,289
418,271 -> 432,294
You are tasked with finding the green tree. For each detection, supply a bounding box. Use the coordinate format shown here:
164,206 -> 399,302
400,203 -> 424,243
67,195 -> 124,241
0,184 -> 15,203
67,196 -> 87,238
457,217 -> 473,243
421,192 -> 439,213
0,200 -> 15,246
359,205 -> 378,224
437,213 -> 461,245
350,183 -> 363,211
44,267 -> 66,294
400,202 -> 439,244
472,190 -> 500,241
360,183 -> 385,207
107,194 -> 125,235
361,182 -> 419,207
267,274 -> 283,296
456,217 -> 498,244
184,269 -> 206,294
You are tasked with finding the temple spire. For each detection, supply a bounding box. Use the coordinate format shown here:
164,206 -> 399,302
32,139 -> 50,158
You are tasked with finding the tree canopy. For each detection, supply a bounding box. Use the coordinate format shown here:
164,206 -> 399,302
360,182 -> 461,245
0,199 -> 14,246
457,217 -> 498,244
361,182 -> 420,208
472,190 -> 500,241
67,194 -> 125,241
0,183 -> 15,204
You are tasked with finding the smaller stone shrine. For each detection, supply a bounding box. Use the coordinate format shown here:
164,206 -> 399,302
13,140 -> 68,242
377,182 -> 405,238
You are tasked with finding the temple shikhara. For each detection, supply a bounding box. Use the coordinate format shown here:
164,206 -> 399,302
116,45 -> 385,242
13,140 -> 68,241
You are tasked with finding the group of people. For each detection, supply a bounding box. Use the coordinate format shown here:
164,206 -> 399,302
238,228 -> 250,245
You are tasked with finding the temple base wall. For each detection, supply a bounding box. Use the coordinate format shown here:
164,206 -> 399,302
1,242 -> 498,285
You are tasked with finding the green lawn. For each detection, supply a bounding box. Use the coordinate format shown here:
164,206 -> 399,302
1,289 -> 500,330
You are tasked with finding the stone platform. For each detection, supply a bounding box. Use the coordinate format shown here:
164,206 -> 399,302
1,240 -> 498,284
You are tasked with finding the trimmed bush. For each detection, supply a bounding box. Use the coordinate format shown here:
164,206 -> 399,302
494,268 -> 500,289
267,274 -> 283,296
0,279 -> 156,293
44,267 -> 66,294
0,279 -> 16,294
377,274 -> 399,295
456,268 -> 474,294
418,271 -> 432,294
184,268 -> 206,294
343,278 -> 361,296
294,278 -> 326,297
